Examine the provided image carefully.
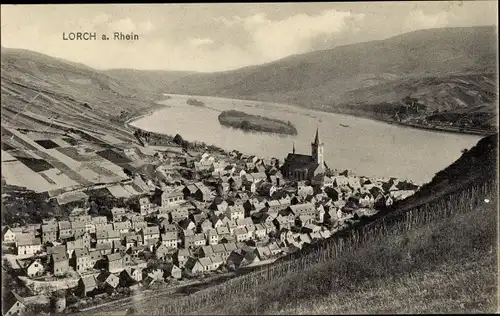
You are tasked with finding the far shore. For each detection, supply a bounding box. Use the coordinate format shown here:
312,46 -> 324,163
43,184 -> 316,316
126,94 -> 491,138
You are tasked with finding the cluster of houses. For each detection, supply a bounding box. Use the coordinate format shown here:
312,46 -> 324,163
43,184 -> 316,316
1,136 -> 419,312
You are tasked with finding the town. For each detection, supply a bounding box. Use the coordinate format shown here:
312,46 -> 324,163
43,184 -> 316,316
2,127 -> 419,315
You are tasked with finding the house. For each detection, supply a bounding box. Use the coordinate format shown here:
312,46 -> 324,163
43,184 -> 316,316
72,248 -> 92,273
226,205 -> 245,221
124,234 -> 142,249
311,174 -> 334,188
193,233 -> 206,247
42,223 -> 58,243
92,216 -> 108,226
179,218 -> 196,231
153,230 -> 174,249
194,186 -> 213,202
17,236 -> 42,258
162,263 -> 182,279
142,226 -> 160,244
51,251 -> 70,276
199,219 -> 213,233
209,215 -> 224,229
174,248 -> 192,268
253,224 -> 267,240
257,183 -> 277,197
287,203 -> 316,217
120,267 -> 143,287
71,221 -> 86,238
113,221 -> 132,234
2,291 -> 27,316
24,259 -> 45,278
161,187 -> 185,207
110,207 -> 127,222
185,257 -> 216,274
106,253 -> 125,273
170,208 -> 189,223
84,222 -> 96,234
107,230 -> 121,244
58,221 -> 73,240
98,272 -> 120,294
155,244 -> 173,260
2,227 -> 22,243
233,227 -> 248,242
216,226 -> 230,240
301,223 -> 321,234
66,238 -> 85,257
227,249 -> 260,270
89,250 -> 104,268
206,229 -> 219,245
77,275 -> 98,297
199,245 -> 214,258
132,220 -> 148,232
273,215 -> 293,231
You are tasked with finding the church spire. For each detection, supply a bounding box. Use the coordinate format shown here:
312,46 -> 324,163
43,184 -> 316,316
313,126 -> 320,145
311,125 -> 324,166
292,142 -> 296,154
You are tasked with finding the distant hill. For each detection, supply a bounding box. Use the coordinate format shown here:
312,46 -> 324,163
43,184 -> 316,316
1,47 -> 164,143
103,68 -> 196,93
160,26 -> 497,133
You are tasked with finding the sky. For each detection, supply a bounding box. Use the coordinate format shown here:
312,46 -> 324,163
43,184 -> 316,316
1,2 -> 498,72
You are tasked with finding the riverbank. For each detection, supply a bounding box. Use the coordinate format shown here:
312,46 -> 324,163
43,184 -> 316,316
318,106 -> 495,137
128,95 -> 491,139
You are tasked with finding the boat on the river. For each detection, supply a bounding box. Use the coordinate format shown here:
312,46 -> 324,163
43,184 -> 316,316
340,124 -> 349,128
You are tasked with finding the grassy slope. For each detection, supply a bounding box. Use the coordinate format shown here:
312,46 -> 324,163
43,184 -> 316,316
199,200 -> 497,315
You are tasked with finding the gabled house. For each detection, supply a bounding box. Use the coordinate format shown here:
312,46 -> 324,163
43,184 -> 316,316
42,223 -> 58,243
58,221 -> 73,240
77,275 -> 98,297
174,248 -> 192,268
226,205 -> 245,221
24,259 -> 45,278
51,251 -> 70,276
17,238 -> 42,257
113,221 -> 132,234
161,187 -> 185,207
142,226 -> 160,244
161,231 -> 178,249
206,229 -> 219,245
2,291 -> 27,316
72,247 -> 92,273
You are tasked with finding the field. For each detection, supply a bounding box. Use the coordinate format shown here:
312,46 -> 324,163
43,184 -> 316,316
1,127 -> 130,194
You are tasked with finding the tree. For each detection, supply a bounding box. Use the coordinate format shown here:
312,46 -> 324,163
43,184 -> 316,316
173,134 -> 184,145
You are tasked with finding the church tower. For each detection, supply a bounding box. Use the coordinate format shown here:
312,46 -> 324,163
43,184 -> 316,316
311,127 -> 324,166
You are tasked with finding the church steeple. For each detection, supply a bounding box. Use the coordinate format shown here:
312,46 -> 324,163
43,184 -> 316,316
313,127 -> 320,145
311,126 -> 324,166
292,142 -> 296,154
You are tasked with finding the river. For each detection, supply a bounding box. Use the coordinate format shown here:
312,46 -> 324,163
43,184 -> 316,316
130,94 -> 482,185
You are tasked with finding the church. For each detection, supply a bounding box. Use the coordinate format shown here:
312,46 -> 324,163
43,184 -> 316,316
281,127 -> 326,181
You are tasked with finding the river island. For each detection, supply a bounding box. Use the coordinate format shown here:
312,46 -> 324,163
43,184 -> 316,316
218,110 -> 298,135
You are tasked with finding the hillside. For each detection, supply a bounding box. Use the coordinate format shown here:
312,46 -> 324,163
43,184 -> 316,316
1,47 -> 164,144
103,69 -> 196,93
162,26 -> 498,133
